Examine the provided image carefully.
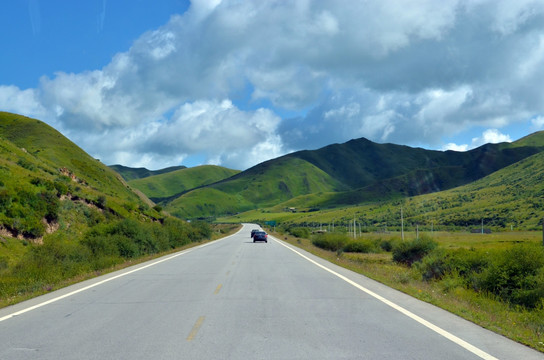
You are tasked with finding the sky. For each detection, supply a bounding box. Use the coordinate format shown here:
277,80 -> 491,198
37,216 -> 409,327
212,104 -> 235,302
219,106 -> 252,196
1,0 -> 544,171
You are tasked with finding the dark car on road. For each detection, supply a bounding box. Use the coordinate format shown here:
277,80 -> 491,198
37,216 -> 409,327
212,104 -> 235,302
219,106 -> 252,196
251,229 -> 259,238
253,231 -> 268,243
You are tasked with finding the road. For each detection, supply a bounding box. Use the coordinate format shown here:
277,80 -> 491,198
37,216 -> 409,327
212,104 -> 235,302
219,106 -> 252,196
0,224 -> 542,359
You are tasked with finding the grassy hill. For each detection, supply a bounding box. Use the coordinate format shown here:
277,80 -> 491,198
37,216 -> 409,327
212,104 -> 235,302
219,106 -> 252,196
128,165 -> 240,201
164,133 -> 544,219
0,112 -> 212,306
0,112 -> 147,214
224,150 -> 544,231
109,164 -> 187,181
164,157 -> 347,219
287,137 -> 543,190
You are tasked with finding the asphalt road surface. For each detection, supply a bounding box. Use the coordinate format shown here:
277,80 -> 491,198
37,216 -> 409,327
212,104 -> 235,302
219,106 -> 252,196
1,224 -> 542,359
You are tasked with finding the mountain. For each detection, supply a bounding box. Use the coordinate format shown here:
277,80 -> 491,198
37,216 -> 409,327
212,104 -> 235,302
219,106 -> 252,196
127,165 -> 240,201
163,133 -> 544,219
287,136 -> 543,190
259,150 -> 544,231
109,164 -> 187,181
165,157 -> 347,218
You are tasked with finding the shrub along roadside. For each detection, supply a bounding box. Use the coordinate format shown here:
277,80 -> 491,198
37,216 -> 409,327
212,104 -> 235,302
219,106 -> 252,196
310,232 -> 394,255
0,217 -> 212,305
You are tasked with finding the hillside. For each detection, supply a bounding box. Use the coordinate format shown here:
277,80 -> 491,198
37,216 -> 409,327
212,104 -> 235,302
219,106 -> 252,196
0,112 -> 146,211
0,112 -> 212,305
164,133 -> 544,219
109,164 -> 187,181
230,150 -> 544,231
127,165 -> 240,200
287,136 -> 543,190
164,157 -> 347,218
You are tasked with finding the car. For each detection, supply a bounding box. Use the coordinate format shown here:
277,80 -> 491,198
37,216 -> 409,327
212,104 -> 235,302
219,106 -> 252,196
253,231 -> 268,243
250,229 -> 259,238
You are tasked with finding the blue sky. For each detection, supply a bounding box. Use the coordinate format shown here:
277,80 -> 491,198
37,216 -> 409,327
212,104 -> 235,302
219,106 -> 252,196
1,0 -> 544,170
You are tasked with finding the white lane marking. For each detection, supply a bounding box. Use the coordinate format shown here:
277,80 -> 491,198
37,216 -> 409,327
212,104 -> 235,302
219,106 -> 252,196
0,227 -> 244,323
273,237 -> 499,360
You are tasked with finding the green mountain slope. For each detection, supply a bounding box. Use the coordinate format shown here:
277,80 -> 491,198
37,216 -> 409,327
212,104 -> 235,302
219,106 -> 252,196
109,164 -> 187,181
256,150 -> 544,231
287,136 -> 543,190
509,130 -> 544,148
165,133 -> 544,219
0,112 -> 143,208
128,165 -> 240,200
0,112 -> 212,305
165,157 -> 346,218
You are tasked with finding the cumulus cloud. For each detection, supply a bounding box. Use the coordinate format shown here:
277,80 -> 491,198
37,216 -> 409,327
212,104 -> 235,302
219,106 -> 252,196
443,129 -> 512,152
532,116 -> 544,130
0,86 -> 46,118
72,99 -> 283,170
2,0 -> 544,169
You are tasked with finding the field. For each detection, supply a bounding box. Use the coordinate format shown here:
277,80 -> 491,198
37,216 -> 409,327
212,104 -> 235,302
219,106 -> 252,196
267,227 -> 544,352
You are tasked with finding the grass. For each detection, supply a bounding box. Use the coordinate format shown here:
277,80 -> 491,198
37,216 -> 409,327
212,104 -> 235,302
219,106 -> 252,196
269,228 -> 544,352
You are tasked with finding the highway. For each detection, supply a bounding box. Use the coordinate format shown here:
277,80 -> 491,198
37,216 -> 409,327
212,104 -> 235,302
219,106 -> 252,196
0,224 -> 542,359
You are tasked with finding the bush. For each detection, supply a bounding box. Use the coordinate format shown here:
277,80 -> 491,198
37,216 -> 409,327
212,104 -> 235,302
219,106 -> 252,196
14,237 -> 92,284
288,227 -> 310,239
163,217 -> 191,248
379,239 -> 396,252
188,220 -> 212,241
392,235 -> 438,266
475,245 -> 544,308
343,239 -> 377,253
312,233 -> 348,252
416,248 -> 447,281
417,247 -> 491,283
111,219 -> 157,255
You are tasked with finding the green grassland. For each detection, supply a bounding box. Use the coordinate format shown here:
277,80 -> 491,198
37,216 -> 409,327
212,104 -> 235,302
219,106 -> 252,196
128,165 -> 240,200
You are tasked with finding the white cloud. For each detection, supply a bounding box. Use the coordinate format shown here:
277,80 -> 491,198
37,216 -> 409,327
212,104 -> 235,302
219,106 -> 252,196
443,143 -> 469,152
531,116 -> 544,130
471,129 -> 512,147
0,85 -> 45,118
68,99 -> 284,170
2,0 -> 544,170
442,129 -> 512,152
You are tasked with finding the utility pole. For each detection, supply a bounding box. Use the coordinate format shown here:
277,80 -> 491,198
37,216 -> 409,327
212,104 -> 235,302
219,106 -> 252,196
401,207 -> 404,241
